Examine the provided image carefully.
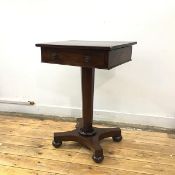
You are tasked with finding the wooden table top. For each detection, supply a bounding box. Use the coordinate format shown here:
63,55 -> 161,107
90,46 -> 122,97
36,40 -> 137,51
36,40 -> 137,69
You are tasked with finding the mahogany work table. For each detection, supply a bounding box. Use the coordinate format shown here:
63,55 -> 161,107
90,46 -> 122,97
36,40 -> 137,163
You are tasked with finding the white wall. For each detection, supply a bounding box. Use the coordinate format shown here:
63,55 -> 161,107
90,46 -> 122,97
0,0 -> 175,128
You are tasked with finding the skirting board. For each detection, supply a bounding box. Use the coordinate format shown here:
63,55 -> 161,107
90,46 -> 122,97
0,103 -> 175,129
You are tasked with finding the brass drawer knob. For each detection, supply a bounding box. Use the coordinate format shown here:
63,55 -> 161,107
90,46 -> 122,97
84,56 -> 91,63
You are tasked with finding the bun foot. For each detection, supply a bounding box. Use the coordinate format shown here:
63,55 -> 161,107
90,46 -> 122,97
52,140 -> 62,148
92,154 -> 104,163
112,135 -> 122,142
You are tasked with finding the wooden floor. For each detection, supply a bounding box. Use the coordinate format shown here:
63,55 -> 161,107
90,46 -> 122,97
0,115 -> 175,175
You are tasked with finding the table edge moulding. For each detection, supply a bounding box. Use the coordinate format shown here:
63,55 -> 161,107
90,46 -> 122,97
36,40 -> 137,163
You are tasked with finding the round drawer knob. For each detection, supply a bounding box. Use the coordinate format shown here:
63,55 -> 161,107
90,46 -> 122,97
84,56 -> 91,63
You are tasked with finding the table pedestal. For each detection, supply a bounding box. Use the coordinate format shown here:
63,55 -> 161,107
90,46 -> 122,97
52,67 -> 122,163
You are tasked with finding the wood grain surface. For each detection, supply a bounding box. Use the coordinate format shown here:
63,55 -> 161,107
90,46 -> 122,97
0,114 -> 174,175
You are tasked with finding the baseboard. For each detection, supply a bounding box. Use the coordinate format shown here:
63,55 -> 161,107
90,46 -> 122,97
0,103 -> 175,129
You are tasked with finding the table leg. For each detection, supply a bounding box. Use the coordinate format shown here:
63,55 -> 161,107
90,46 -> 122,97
52,67 -> 122,163
79,67 -> 96,136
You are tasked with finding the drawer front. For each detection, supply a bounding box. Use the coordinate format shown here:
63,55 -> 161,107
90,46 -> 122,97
41,48 -> 107,68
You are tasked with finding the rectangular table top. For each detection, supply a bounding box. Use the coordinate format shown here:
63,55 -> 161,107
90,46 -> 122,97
36,40 -> 137,69
36,40 -> 137,51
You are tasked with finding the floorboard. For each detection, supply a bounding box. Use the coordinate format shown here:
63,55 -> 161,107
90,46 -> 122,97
0,115 -> 175,175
